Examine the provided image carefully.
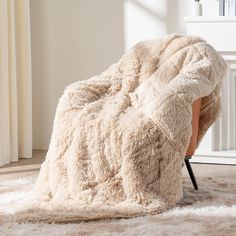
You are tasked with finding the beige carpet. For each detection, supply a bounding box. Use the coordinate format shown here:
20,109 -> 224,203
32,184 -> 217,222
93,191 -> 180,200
0,171 -> 236,236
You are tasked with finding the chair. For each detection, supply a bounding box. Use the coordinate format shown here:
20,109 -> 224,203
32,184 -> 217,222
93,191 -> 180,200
185,156 -> 198,190
184,98 -> 202,190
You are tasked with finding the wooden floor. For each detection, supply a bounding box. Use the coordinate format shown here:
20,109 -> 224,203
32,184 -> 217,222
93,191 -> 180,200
0,150 -> 235,182
0,150 -> 46,181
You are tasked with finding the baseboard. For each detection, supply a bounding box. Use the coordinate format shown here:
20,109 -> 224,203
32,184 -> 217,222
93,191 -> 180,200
192,150 -> 236,165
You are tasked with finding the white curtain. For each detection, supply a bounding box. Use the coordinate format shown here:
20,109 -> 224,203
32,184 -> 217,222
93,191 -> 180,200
0,0 -> 32,166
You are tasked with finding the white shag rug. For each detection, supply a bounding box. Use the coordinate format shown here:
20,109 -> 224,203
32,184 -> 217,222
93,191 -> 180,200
0,173 -> 236,236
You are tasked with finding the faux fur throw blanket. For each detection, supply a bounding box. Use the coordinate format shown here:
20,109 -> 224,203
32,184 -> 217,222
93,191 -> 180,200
18,34 -> 227,223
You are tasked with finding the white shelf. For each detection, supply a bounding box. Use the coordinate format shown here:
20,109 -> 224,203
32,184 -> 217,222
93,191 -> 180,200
184,16 -> 236,23
185,17 -> 236,52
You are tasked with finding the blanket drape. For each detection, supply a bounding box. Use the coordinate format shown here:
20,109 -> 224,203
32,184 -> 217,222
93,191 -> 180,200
16,34 -> 227,223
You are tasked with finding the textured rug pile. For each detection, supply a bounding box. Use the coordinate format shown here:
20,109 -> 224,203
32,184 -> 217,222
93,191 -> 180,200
0,173 -> 236,235
0,34 -> 228,223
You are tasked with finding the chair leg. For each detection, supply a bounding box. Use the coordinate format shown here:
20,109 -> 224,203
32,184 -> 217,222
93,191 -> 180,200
185,156 -> 198,190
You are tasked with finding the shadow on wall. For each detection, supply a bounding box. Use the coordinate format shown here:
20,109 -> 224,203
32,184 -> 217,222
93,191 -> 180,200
30,0 -> 125,150
129,0 -> 190,33
165,0 -> 180,34
125,0 -> 192,49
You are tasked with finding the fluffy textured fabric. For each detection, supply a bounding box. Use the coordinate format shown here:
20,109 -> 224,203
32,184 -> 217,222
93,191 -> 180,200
18,34 -> 227,222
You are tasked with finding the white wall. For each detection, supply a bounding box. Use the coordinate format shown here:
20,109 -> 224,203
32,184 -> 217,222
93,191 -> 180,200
30,0 -> 219,150
124,0 -> 219,49
30,0 -> 125,149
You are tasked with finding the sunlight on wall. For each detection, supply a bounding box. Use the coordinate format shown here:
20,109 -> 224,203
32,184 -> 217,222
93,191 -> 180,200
124,0 -> 167,50
124,0 -> 219,50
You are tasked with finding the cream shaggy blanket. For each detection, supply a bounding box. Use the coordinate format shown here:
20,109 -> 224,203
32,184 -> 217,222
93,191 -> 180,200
13,34 -> 227,223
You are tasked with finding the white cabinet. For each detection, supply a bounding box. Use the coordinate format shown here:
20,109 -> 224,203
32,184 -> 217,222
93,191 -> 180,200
185,16 -> 236,164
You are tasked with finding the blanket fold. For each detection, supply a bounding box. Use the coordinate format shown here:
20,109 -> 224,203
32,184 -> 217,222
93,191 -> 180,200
16,34 -> 227,223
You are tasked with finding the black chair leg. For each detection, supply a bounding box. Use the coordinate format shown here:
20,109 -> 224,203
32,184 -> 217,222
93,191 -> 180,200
185,156 -> 198,190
